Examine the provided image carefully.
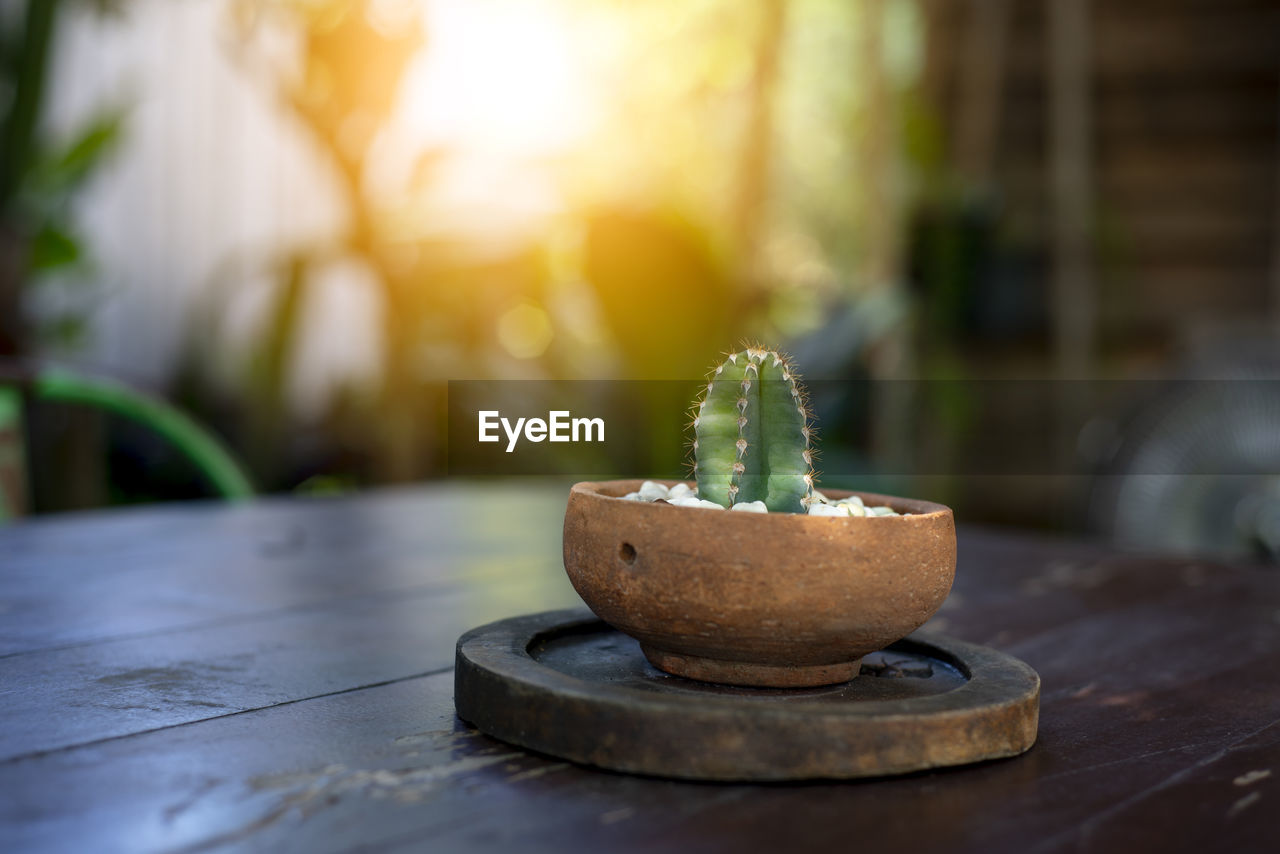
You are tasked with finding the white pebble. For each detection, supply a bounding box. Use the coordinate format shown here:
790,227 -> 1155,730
638,481 -> 670,501
672,496 -> 725,510
834,496 -> 866,516
620,482 -> 904,516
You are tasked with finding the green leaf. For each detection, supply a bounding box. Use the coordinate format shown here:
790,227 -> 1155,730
28,222 -> 81,271
40,109 -> 125,194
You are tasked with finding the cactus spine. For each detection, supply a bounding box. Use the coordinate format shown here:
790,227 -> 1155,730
692,347 -> 814,513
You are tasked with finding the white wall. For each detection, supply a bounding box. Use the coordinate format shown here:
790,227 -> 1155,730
41,0 -> 379,416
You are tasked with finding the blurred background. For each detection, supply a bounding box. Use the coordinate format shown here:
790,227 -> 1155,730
1,0 -> 1278,562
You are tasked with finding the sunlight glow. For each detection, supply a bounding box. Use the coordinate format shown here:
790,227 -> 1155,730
497,301 -> 555,359
403,0 -> 594,158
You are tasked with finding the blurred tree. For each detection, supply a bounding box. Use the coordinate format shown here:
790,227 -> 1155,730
0,0 -> 126,357
198,0 -> 438,484
583,209 -> 736,380
0,0 -> 127,512
172,0 -> 929,489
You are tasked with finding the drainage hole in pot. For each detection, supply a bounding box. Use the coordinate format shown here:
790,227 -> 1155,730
619,542 -> 637,564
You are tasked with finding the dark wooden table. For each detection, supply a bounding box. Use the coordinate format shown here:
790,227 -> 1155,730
1,482 -> 1277,853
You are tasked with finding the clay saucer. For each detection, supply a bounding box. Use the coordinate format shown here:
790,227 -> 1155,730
454,610 -> 1040,780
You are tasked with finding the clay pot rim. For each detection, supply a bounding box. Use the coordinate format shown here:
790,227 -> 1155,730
571,479 -> 951,520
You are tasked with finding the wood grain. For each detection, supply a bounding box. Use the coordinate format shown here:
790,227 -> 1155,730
1,484 -> 1277,852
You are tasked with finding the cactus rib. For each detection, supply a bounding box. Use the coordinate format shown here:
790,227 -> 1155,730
693,347 -> 814,513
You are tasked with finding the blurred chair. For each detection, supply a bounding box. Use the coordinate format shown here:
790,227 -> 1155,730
0,363 -> 253,521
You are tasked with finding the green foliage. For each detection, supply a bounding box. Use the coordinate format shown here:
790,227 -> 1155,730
28,223 -> 80,272
693,347 -> 814,513
0,0 -> 128,355
28,110 -> 125,201
19,111 -> 125,348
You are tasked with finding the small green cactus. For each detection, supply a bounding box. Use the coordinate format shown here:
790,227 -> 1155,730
692,347 -> 815,513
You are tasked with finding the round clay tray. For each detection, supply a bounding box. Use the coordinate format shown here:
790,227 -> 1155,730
454,609 -> 1040,781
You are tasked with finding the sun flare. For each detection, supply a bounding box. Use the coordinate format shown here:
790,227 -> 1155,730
402,0 -> 594,158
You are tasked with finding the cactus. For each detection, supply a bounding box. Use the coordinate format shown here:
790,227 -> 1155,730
692,347 -> 815,513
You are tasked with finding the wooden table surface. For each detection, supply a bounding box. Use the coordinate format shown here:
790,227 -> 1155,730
1,482 -> 1277,853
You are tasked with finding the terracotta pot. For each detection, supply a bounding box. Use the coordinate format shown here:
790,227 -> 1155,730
562,479 -> 956,688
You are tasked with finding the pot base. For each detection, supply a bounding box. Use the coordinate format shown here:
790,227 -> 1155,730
641,644 -> 861,688
456,610 -> 1042,780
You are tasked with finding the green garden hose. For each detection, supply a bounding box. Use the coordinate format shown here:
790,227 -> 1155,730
34,367 -> 254,501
